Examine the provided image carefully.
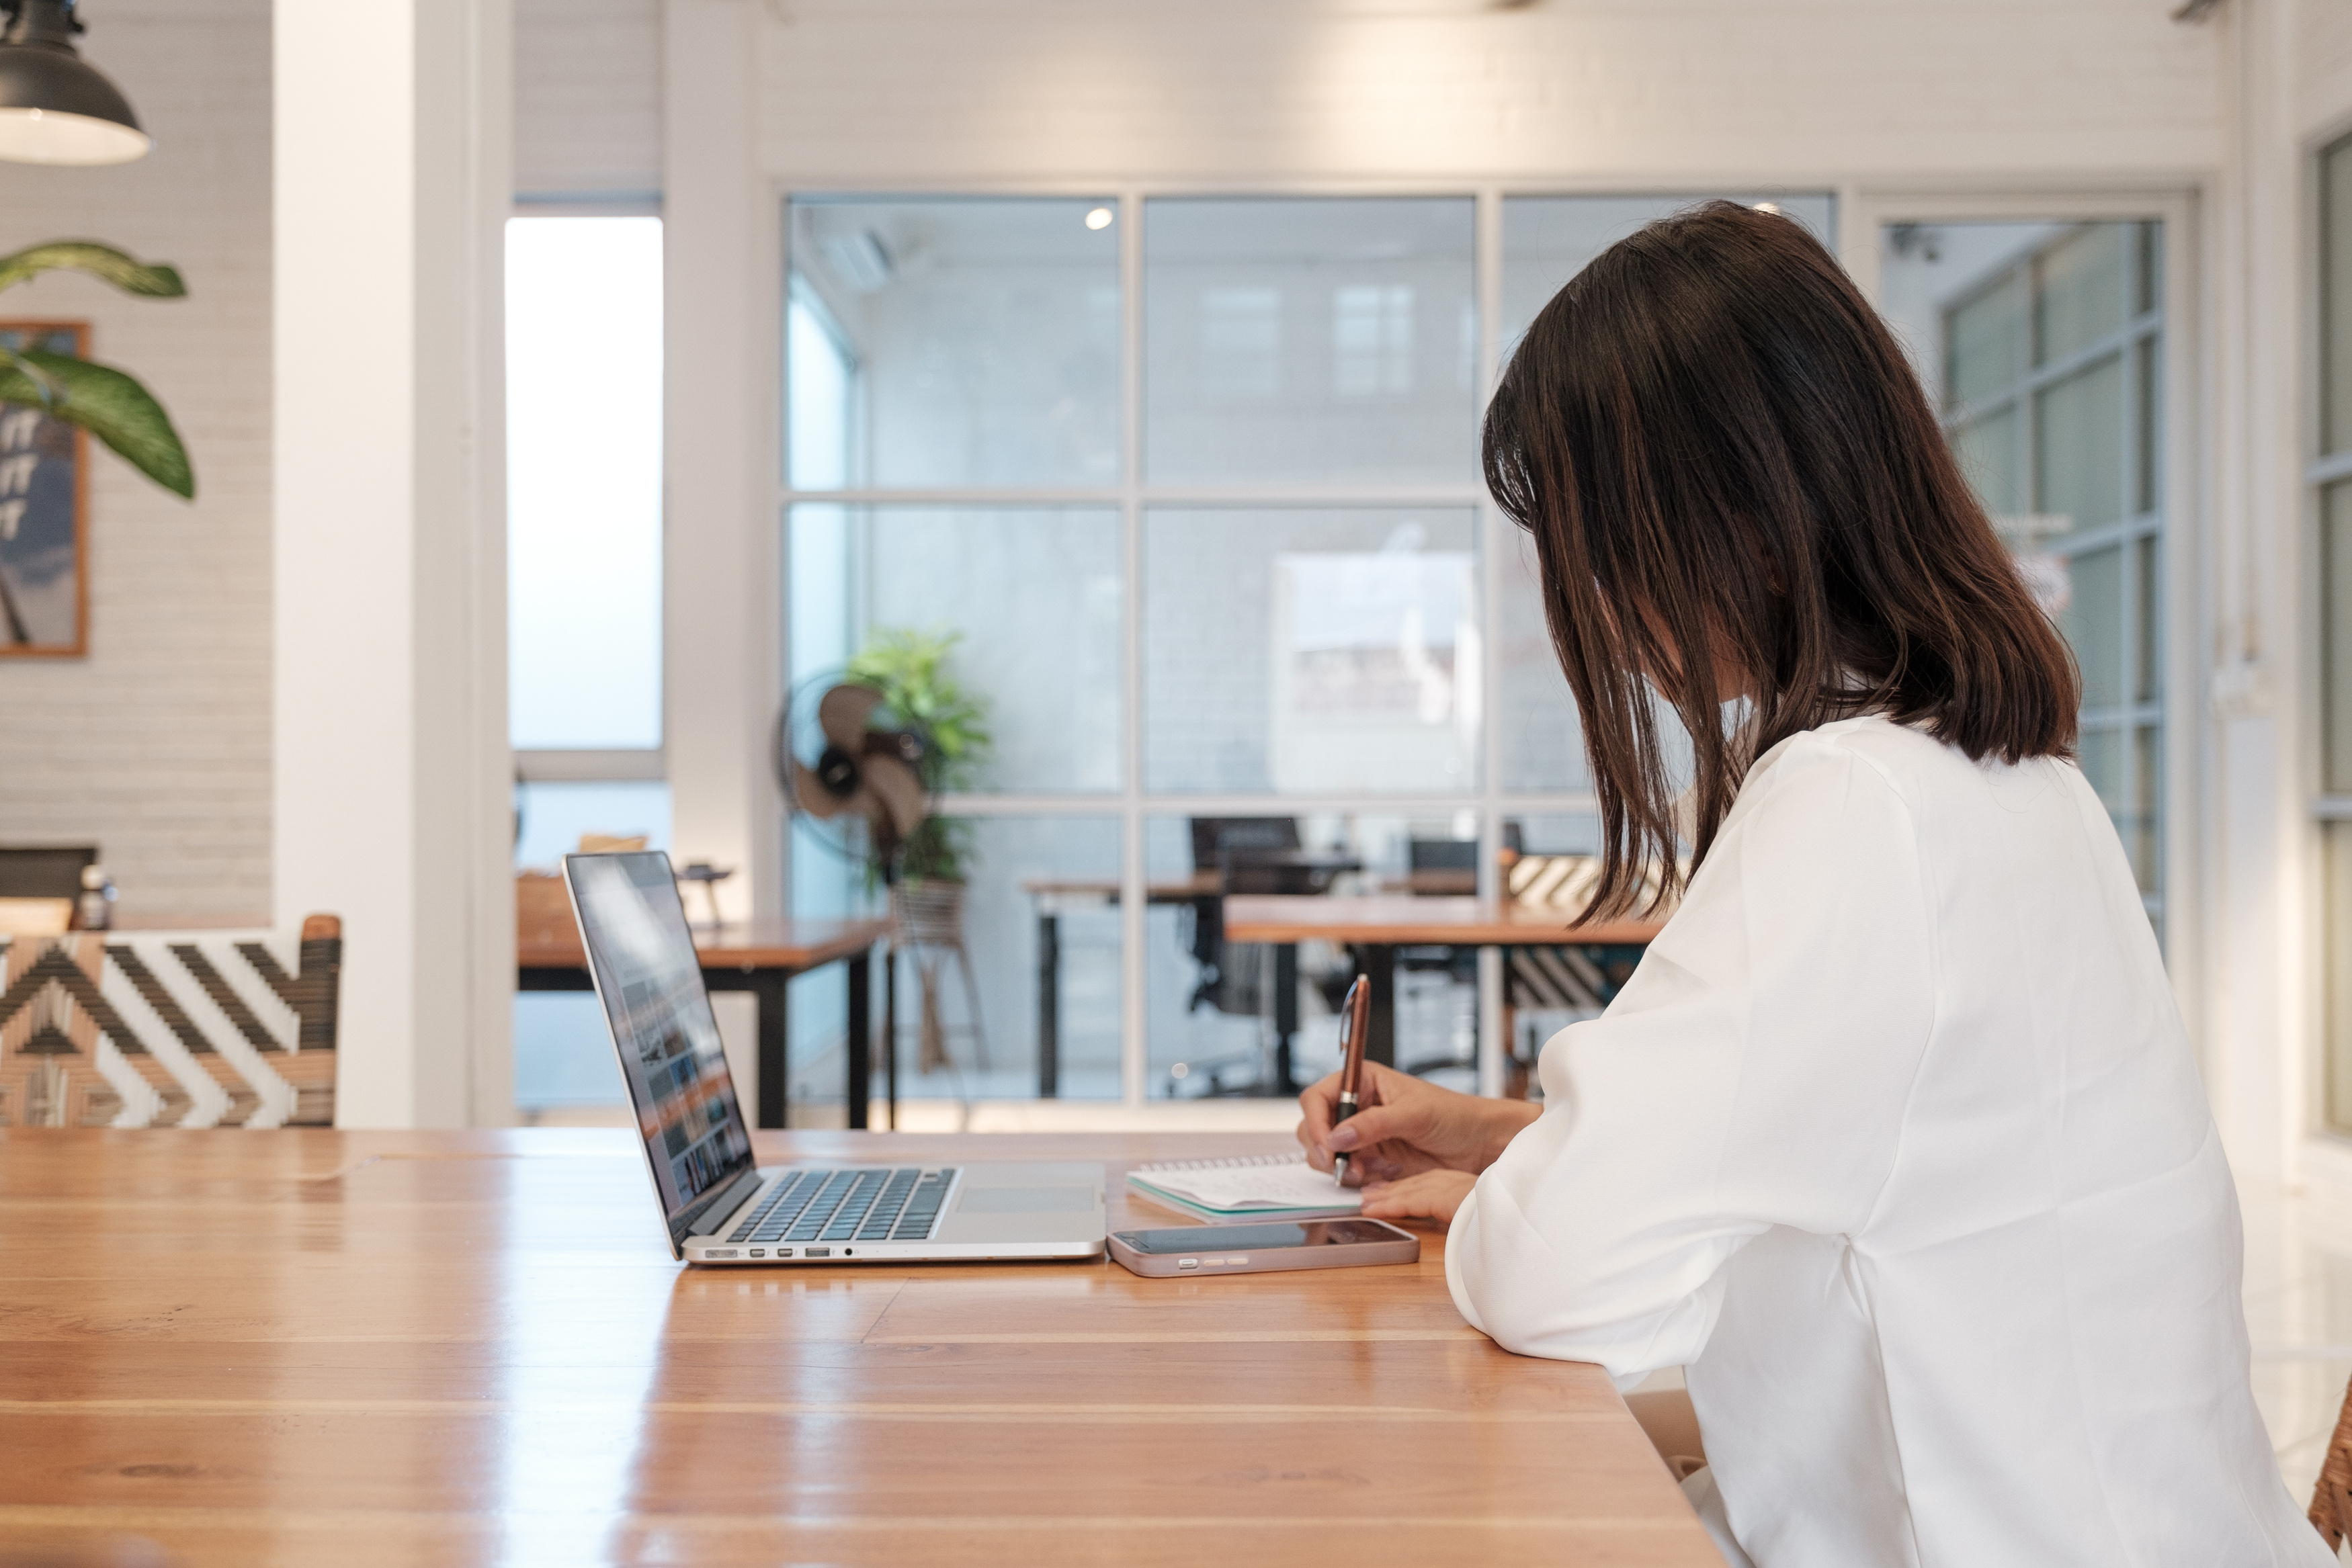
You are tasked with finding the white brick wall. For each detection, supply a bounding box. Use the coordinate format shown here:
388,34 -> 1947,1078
758,0 -> 2220,184
0,0 -> 270,925
516,0 -> 660,195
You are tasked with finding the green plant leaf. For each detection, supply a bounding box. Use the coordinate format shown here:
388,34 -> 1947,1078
0,241 -> 185,298
0,349 -> 194,498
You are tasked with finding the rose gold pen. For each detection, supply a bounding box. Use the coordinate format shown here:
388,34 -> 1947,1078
1331,975 -> 1370,1188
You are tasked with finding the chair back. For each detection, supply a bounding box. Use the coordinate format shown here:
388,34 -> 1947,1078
2310,1373 -> 2352,1549
0,914 -> 343,1128
0,844 -> 95,899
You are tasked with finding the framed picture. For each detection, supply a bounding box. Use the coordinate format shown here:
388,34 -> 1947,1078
0,321 -> 87,658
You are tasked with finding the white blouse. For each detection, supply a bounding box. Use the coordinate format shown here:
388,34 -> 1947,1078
1445,715 -> 2326,1567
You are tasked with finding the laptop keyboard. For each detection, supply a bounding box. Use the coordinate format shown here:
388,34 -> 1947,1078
726,1168 -> 956,1246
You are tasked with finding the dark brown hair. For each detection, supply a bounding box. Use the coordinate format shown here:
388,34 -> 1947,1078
1483,201 -> 2077,918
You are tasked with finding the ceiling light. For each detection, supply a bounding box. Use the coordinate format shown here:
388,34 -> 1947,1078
1085,207 -> 1114,231
1752,202 -> 1783,216
0,0 -> 148,167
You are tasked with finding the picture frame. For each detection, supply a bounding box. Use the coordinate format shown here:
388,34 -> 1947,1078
0,320 -> 89,659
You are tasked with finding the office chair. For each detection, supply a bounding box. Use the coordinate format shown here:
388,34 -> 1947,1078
1168,818 -> 1351,1098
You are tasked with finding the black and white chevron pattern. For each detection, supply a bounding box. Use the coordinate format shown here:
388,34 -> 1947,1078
0,922 -> 341,1129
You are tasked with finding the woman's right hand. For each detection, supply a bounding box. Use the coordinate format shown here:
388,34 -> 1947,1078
1296,1061 -> 1541,1186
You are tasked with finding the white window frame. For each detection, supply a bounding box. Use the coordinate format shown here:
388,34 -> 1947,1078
1846,186 -> 2203,1055
775,180 -> 1880,1106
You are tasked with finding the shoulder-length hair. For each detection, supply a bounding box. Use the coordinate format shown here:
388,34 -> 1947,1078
1482,200 -> 2078,919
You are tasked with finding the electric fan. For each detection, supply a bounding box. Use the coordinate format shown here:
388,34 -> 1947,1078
774,672 -> 934,879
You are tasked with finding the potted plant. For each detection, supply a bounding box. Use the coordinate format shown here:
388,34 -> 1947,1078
845,627 -> 993,1073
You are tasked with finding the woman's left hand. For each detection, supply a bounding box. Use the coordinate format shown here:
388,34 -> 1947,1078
1358,1169 -> 1477,1227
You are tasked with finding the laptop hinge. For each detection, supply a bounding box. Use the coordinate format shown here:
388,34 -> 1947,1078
687,1168 -> 767,1237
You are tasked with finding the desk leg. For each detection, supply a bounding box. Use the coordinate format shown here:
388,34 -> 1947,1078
846,953 -> 871,1131
1038,910 -> 1060,1099
755,971 -> 788,1131
884,947 -> 898,1125
1273,943 -> 1299,1094
1359,945 -> 1396,1068
849,950 -> 874,1131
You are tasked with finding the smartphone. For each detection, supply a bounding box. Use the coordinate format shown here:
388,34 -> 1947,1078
1108,1217 -> 1420,1278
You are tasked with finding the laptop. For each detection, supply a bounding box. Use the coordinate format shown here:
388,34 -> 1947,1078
564,850 -> 1107,1265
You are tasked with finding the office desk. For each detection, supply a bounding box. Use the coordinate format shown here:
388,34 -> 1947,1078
1223,896 -> 1665,1070
519,916 -> 893,1129
0,1128 -> 1717,1567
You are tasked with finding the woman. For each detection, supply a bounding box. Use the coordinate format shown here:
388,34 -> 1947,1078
1297,202 -> 2325,1567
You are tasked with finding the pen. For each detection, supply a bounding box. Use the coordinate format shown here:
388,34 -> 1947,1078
1332,974 -> 1370,1188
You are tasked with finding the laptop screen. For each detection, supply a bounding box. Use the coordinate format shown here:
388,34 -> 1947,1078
565,851 -> 755,1238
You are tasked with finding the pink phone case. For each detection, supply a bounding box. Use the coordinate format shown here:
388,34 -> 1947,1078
1108,1217 -> 1421,1277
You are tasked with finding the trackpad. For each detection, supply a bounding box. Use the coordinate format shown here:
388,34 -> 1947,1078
959,1186 -> 1096,1215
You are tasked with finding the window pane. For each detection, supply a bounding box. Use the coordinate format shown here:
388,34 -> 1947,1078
1144,509 -> 1478,793
2135,535 -> 2162,704
513,780 -> 671,1113
1951,406 -> 2022,517
506,216 -> 663,750
2134,337 -> 2160,517
1147,812 -> 1481,1099
2326,481 -> 2352,793
1501,194 -> 1836,353
2078,725 -> 2122,819
1947,272 -> 2025,410
2034,223 -> 2127,366
1145,199 -> 1477,484
786,507 -> 1122,793
2056,544 -> 2124,710
788,197 -> 1120,488
2326,822 -> 2352,1130
2130,724 -> 2162,895
2324,135 -> 2352,455
2035,354 -> 2124,539
514,780 -> 671,872
1499,536 -> 1585,791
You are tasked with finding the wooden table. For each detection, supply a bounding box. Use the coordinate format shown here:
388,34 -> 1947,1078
1224,896 -> 1665,1071
0,1128 -> 1718,1566
519,916 -> 894,1129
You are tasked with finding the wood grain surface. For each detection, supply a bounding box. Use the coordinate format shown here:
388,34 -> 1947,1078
0,1129 -> 1716,1566
515,916 -> 893,973
1222,894 -> 1664,947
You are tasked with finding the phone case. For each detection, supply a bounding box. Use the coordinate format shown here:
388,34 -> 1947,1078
1107,1219 -> 1421,1277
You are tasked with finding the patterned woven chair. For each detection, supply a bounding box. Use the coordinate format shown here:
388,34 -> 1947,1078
2310,1374 -> 2352,1551
0,914 -> 343,1128
1498,856 -> 1675,1093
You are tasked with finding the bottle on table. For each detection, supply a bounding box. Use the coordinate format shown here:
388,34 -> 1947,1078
76,865 -> 116,932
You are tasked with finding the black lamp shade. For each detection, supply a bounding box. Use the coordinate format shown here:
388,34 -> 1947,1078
0,1 -> 146,166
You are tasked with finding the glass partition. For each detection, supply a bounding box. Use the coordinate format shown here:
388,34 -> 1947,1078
1879,218 -> 2166,917
1145,198 -> 1477,484
787,196 -> 1121,489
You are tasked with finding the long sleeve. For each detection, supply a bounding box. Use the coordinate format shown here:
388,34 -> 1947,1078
1446,731 -> 1937,1384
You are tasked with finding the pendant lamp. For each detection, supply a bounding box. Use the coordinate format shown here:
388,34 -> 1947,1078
0,0 -> 146,166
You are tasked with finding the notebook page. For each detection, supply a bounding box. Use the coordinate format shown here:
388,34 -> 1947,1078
1130,1153 -> 1358,1211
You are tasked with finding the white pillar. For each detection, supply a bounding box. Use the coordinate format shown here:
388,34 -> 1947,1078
2202,0 -> 2304,1185
274,0 -> 515,1129
664,0 -> 778,927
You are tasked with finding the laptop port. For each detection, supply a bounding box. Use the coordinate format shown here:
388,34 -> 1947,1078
707,1250 -> 738,1259
749,1249 -> 765,1258
804,1247 -> 831,1258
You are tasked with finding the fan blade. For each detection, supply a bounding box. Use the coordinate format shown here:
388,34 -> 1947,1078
791,760 -> 853,819
859,752 -> 929,840
816,684 -> 886,752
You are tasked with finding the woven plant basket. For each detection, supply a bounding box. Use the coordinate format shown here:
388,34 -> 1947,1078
892,879 -> 968,1074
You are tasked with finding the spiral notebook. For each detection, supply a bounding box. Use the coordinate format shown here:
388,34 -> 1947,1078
1124,1152 -> 1362,1222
